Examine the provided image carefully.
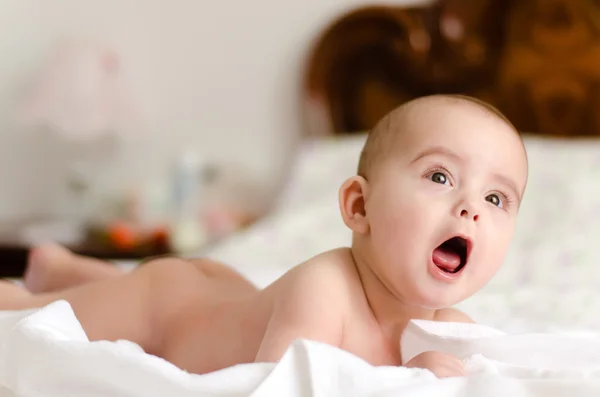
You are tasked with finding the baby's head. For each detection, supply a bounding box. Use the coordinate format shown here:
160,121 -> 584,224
339,94 -> 528,309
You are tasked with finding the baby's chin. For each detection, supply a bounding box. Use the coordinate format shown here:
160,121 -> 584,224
413,296 -> 463,311
410,282 -> 481,310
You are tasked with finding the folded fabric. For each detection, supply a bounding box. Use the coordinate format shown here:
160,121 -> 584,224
401,319 -> 600,378
2,301 -> 600,397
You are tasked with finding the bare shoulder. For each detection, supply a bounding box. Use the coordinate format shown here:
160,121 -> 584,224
433,307 -> 475,323
275,246 -> 357,301
277,248 -> 358,301
254,248 -> 357,362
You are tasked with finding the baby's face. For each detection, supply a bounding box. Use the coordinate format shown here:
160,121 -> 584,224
364,103 -> 528,309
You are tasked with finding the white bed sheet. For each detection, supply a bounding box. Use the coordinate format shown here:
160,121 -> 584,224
203,134 -> 600,334
5,300 -> 600,397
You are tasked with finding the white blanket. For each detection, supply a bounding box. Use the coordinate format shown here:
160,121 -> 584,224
3,301 -> 600,396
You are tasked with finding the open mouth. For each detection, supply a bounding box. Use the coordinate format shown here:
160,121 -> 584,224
432,236 -> 469,274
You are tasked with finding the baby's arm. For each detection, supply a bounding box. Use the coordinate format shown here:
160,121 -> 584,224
254,267 -> 345,363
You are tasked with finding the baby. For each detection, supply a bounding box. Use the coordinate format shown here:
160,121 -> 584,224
1,94 -> 528,378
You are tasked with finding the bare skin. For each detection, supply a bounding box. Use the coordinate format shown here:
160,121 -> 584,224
24,243 -> 122,293
16,244 -> 469,375
0,95 -> 529,378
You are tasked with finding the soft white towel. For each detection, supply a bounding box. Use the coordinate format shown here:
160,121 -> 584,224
3,301 -> 600,396
402,319 -> 600,379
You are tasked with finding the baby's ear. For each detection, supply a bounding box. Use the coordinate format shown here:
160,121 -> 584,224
338,176 -> 369,234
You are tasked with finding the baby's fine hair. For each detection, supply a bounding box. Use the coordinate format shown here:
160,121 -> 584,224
356,94 -> 517,179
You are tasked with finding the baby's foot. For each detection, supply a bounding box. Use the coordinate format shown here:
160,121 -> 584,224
23,243 -> 75,293
24,242 -> 122,293
0,279 -> 31,306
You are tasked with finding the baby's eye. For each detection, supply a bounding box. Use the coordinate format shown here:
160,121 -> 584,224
429,172 -> 449,185
485,193 -> 502,207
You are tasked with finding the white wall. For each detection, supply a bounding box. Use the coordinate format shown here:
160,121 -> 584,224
0,0 -> 424,220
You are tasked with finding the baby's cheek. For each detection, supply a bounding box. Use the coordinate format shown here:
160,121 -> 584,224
378,211 -> 425,253
476,242 -> 509,282
392,201 -> 431,232
369,190 -> 429,243
379,204 -> 416,232
489,226 -> 514,260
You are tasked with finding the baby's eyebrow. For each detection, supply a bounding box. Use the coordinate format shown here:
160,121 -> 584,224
493,173 -> 522,202
410,146 -> 462,164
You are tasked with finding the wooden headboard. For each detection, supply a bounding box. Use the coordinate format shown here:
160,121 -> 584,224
304,0 -> 600,137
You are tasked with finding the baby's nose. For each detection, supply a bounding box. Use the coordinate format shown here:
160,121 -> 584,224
459,208 -> 479,222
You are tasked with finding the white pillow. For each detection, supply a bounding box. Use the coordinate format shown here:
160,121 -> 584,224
274,135 -> 366,212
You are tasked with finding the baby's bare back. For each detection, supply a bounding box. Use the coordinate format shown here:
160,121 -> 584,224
149,259 -> 271,374
153,254 -> 346,373
159,290 -> 270,373
159,248 -> 407,374
4,250 -> 366,375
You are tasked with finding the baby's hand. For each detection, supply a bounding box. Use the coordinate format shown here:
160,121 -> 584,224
404,351 -> 466,378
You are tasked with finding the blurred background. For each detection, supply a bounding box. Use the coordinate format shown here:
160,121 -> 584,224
2,0 -> 600,332
0,0 -> 346,263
